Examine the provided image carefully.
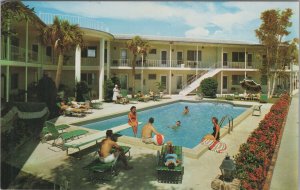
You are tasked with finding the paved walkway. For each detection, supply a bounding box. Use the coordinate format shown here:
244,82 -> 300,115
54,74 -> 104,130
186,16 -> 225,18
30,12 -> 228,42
270,93 -> 299,190
6,96 -> 275,189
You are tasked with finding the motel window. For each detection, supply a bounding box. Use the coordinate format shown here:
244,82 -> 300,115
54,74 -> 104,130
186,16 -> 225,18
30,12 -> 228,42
261,75 -> 267,85
232,52 -> 245,62
135,74 -> 141,80
11,36 -> 19,47
11,73 -> 19,89
46,46 -> 52,57
148,74 -> 156,80
187,50 -> 201,61
82,46 -> 97,58
149,49 -> 157,54
247,54 -> 253,66
232,75 -> 245,85
81,73 -> 94,85
121,49 -> 127,59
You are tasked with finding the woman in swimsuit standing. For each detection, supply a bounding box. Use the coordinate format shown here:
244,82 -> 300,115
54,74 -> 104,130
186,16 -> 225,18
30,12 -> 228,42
128,106 -> 138,137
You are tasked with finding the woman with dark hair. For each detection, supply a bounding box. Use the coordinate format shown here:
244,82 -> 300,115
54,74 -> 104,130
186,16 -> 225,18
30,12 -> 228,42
211,117 -> 220,141
128,106 -> 138,137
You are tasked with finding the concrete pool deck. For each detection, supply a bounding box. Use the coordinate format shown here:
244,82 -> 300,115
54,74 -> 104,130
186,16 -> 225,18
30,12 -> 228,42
5,95 -> 295,189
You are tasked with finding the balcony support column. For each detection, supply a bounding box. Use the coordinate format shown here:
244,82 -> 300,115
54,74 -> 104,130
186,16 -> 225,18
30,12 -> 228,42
107,41 -> 110,79
169,43 -> 172,95
75,45 -> 81,83
196,45 -> 199,76
6,21 -> 10,60
98,38 -> 105,100
25,19 -> 29,102
6,66 -> 10,102
244,48 -> 247,78
221,47 -> 223,69
220,71 -> 223,96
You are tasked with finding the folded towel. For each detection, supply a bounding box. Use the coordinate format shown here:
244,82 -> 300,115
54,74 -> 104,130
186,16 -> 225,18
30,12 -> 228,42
200,138 -> 227,153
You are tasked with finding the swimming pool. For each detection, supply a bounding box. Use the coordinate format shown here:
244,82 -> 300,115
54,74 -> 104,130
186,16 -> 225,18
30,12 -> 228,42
79,101 -> 247,148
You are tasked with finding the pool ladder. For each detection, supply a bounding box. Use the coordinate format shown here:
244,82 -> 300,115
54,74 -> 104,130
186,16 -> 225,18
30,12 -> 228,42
219,115 -> 234,134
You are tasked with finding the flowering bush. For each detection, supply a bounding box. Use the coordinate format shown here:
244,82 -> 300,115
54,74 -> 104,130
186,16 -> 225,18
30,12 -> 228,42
234,93 -> 290,190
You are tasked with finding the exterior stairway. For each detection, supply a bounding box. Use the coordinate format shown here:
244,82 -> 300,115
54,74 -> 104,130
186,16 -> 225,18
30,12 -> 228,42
179,68 -> 222,96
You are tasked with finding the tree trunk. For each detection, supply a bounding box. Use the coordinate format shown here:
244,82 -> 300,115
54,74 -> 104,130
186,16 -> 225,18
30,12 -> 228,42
55,53 -> 64,89
270,72 -> 277,97
131,55 -> 136,98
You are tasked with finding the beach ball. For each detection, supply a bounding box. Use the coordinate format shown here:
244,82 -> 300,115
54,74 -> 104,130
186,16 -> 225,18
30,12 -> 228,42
153,134 -> 164,145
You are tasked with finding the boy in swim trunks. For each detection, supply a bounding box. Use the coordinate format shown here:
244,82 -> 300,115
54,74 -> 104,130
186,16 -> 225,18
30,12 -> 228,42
98,130 -> 133,170
141,117 -> 162,144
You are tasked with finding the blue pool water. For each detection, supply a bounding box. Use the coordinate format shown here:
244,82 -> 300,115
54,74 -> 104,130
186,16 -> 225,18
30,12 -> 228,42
81,102 -> 246,148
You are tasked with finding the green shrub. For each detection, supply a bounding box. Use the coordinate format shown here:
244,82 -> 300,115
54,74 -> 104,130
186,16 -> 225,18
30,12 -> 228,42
76,81 -> 90,102
104,79 -> 115,102
199,77 -> 218,97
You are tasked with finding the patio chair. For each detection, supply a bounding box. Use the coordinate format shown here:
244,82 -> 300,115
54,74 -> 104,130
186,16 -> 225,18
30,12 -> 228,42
156,145 -> 184,184
252,105 -> 262,116
260,94 -> 268,103
46,121 -> 88,148
84,145 -> 131,181
41,121 -> 70,142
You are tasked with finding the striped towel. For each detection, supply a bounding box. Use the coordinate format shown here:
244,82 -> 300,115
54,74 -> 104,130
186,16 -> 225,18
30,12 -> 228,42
200,139 -> 227,153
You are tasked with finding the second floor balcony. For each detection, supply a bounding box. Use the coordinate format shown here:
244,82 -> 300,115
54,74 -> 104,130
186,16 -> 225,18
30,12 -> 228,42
110,59 -> 262,70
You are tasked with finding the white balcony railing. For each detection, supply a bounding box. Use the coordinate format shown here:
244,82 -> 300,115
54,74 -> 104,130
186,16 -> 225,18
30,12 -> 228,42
38,13 -> 108,32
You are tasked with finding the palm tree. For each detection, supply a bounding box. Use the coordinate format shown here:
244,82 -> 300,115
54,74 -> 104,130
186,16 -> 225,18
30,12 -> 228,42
126,36 -> 150,97
1,1 -> 36,37
39,16 -> 84,88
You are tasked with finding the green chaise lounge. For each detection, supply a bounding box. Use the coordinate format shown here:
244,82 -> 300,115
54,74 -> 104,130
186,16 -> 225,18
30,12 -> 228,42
41,121 -> 70,142
46,121 -> 88,148
156,145 -> 184,184
84,145 -> 131,181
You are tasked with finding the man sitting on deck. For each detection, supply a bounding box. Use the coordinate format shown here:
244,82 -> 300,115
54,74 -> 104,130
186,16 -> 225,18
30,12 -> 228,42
141,117 -> 162,144
98,130 -> 133,170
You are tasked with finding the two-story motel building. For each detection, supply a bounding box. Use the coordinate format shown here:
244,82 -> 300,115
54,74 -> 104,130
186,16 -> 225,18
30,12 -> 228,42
1,4 -> 299,102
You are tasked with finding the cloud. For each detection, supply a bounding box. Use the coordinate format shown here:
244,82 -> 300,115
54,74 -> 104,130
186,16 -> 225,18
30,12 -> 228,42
29,1 -> 298,42
185,27 -> 210,38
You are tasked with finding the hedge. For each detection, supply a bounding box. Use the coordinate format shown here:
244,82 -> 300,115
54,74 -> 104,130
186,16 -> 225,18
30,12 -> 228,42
234,93 -> 290,190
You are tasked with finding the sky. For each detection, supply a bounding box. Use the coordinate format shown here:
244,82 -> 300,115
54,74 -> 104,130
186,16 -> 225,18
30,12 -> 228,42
23,1 -> 299,43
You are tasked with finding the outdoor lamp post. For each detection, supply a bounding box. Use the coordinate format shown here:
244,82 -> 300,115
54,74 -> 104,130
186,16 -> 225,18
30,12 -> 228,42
219,154 -> 236,182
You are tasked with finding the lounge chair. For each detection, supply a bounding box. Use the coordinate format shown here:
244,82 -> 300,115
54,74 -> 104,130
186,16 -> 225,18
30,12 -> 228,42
46,121 -> 88,148
84,145 -> 131,181
41,122 -> 70,142
156,145 -> 184,184
64,132 -> 106,155
260,94 -> 268,103
252,105 -> 262,116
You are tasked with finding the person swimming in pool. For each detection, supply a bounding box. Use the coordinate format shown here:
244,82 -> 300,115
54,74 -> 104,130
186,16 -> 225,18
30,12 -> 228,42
183,106 -> 189,115
168,120 -> 181,129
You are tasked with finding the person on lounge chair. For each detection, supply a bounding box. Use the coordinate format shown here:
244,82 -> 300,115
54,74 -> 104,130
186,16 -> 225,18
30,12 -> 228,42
71,101 -> 89,110
141,117 -> 162,144
98,130 -> 133,170
164,141 -> 181,169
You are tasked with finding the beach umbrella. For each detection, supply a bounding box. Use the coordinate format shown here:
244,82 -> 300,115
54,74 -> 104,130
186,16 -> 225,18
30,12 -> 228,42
240,79 -> 262,93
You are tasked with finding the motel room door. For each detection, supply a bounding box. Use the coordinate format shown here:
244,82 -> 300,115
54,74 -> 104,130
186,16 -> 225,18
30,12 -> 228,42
176,75 -> 183,92
223,53 -> 228,67
161,51 -> 167,65
119,74 -> 128,90
223,76 -> 228,92
160,75 -> 167,92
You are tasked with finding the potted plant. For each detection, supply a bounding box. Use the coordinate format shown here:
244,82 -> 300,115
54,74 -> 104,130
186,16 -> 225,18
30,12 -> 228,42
155,82 -> 166,98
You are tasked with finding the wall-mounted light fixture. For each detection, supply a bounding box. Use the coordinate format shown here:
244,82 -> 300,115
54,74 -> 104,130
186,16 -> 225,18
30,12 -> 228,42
172,49 -> 174,52
114,47 -> 116,50
171,73 -> 174,77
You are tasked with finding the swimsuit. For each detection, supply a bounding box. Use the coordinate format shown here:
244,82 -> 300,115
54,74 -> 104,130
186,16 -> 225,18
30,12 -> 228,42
142,137 -> 153,144
128,112 -> 138,127
99,153 -> 116,163
211,125 -> 220,141
164,153 -> 178,166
